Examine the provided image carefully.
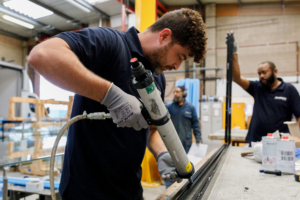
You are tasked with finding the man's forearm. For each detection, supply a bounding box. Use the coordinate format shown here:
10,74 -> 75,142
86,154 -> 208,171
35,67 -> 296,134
232,54 -> 241,82
28,38 -> 111,102
297,117 -> 300,130
147,125 -> 167,158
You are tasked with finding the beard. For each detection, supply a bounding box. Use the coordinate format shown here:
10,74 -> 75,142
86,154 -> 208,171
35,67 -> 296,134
145,42 -> 173,75
173,96 -> 183,104
260,72 -> 276,88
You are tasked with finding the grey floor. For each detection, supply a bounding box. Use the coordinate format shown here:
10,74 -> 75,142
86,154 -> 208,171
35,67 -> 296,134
0,186 -> 167,200
0,142 -> 221,200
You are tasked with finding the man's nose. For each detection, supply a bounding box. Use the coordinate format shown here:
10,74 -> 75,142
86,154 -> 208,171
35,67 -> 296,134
174,60 -> 183,70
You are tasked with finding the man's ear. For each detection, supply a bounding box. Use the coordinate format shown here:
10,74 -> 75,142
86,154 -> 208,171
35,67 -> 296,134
273,68 -> 278,75
158,28 -> 172,44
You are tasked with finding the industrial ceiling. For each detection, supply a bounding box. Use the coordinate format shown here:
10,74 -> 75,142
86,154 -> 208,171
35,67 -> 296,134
0,0 -> 298,41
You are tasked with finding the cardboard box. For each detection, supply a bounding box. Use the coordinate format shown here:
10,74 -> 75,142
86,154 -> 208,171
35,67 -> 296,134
284,121 -> 300,147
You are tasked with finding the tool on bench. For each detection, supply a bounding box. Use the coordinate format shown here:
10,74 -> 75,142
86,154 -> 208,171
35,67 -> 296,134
241,152 -> 253,157
260,169 -> 282,176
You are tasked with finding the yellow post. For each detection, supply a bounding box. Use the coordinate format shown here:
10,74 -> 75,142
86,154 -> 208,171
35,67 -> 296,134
135,0 -> 156,32
135,0 -> 161,188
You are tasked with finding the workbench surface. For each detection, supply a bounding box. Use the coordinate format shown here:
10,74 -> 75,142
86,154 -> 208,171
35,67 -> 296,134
208,129 -> 247,142
206,146 -> 300,200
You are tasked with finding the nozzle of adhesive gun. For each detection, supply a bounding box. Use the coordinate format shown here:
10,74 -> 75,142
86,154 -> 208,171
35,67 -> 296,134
189,177 -> 194,184
260,169 -> 282,176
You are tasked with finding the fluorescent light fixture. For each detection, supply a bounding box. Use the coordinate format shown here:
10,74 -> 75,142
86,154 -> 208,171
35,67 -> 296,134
3,0 -> 53,19
66,0 -> 91,13
2,15 -> 34,29
86,0 -> 109,4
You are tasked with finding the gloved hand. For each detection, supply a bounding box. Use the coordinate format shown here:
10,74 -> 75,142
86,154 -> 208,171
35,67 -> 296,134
232,34 -> 238,54
101,83 -> 148,131
156,151 -> 182,183
196,139 -> 203,147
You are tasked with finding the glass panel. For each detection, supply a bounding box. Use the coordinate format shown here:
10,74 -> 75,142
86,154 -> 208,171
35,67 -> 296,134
0,136 -> 66,167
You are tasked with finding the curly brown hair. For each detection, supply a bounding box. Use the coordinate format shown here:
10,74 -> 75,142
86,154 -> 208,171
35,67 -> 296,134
148,8 -> 207,63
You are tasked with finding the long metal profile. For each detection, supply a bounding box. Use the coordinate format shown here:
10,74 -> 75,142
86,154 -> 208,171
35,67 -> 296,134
190,146 -> 228,200
225,32 -> 234,145
165,33 -> 234,199
169,145 -> 227,199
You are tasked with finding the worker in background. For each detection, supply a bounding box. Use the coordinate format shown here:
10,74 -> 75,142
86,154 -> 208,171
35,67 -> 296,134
165,86 -> 202,188
28,8 -> 207,200
167,86 -> 202,153
232,35 -> 300,143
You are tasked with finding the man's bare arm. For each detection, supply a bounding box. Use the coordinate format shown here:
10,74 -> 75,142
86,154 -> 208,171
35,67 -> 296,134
232,54 -> 250,90
297,117 -> 300,130
147,125 -> 167,158
28,37 -> 111,102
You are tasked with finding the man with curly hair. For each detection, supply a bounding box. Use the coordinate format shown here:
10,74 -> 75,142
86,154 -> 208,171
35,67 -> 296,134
28,8 -> 206,200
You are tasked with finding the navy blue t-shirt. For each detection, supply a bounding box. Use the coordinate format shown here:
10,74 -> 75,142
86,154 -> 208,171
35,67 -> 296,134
246,78 -> 300,142
55,27 -> 166,200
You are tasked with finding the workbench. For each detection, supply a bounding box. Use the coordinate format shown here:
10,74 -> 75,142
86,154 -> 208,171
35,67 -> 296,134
204,147 -> 300,200
157,146 -> 300,199
208,129 -> 247,146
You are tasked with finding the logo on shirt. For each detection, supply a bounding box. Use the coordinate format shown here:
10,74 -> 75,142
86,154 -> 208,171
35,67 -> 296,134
185,111 -> 191,114
274,96 -> 287,101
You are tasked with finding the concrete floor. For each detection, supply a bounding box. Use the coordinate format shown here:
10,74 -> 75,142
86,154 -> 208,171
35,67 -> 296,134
0,142 -> 221,200
143,185 -> 166,200
0,179 -> 166,200
0,186 -> 167,200
0,169 -> 167,200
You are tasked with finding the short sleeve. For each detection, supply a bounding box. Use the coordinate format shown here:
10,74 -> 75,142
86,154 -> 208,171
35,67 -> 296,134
54,27 -> 120,73
288,85 -> 300,117
246,81 -> 259,97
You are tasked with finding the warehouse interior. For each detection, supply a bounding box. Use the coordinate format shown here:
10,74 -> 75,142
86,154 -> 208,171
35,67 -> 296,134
0,0 -> 300,199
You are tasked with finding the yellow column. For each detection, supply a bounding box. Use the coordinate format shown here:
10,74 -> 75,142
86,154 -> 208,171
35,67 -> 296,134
135,0 -> 156,32
135,0 -> 161,188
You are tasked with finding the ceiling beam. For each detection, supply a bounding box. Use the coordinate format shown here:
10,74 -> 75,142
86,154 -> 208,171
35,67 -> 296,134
116,0 -> 135,13
0,5 -> 46,27
75,0 -> 110,19
0,28 -> 28,41
0,5 -> 61,33
28,0 -> 88,27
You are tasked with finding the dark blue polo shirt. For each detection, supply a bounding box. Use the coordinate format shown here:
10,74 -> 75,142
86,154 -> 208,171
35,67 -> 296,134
55,27 -> 166,200
246,78 -> 300,142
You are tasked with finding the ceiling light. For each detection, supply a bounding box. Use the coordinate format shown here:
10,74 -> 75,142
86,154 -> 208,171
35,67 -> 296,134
86,0 -> 109,4
3,0 -> 53,19
66,0 -> 91,13
2,15 -> 34,29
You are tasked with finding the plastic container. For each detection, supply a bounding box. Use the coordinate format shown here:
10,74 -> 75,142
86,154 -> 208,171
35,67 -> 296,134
262,133 -> 277,168
277,136 -> 295,174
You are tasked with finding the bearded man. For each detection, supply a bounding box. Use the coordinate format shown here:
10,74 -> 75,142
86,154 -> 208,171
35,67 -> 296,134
28,8 -> 207,200
232,38 -> 300,143
166,86 -> 202,153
